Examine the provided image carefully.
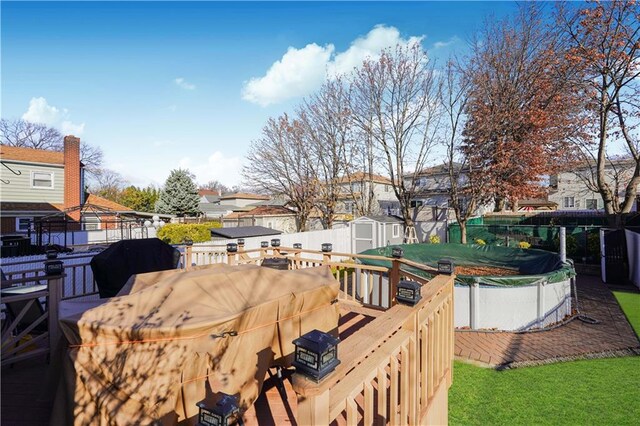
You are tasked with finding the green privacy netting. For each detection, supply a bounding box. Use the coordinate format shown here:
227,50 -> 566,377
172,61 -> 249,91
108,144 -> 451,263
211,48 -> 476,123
358,243 -> 576,287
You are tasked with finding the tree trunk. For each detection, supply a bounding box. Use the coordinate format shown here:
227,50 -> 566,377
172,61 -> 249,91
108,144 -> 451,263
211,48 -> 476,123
460,221 -> 467,244
494,197 -> 506,212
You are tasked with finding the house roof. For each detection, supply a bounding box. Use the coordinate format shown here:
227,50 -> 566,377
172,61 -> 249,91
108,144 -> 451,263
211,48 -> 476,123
412,162 -> 464,177
355,215 -> 404,223
0,145 -> 65,165
0,202 -> 63,213
210,226 -> 282,239
201,195 -> 221,203
337,172 -> 393,185
518,199 -> 558,207
219,192 -> 270,201
84,194 -> 132,212
237,206 -> 296,217
198,189 -> 221,196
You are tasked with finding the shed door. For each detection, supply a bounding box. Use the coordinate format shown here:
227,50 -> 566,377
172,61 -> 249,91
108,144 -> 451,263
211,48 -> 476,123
353,222 -> 375,253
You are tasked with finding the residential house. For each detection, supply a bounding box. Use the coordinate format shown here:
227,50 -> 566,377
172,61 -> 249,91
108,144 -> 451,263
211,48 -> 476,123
0,137 -> 160,248
335,172 -> 400,218
548,160 -> 639,211
199,192 -> 271,220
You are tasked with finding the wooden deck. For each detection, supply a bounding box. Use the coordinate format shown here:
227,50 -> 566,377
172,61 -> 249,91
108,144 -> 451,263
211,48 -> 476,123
1,307 -> 378,425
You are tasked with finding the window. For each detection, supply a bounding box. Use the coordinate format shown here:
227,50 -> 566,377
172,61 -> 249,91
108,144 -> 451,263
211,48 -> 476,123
410,200 -> 423,208
586,199 -> 598,210
344,201 -> 353,214
392,224 -> 400,238
31,171 -> 53,189
15,217 -> 32,232
384,184 -> 390,192
563,197 -> 575,208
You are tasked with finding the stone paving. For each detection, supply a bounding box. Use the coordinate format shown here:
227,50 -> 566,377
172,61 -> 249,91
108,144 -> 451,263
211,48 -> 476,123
454,274 -> 640,368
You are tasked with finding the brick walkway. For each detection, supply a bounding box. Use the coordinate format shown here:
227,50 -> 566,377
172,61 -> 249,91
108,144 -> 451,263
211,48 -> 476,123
455,274 -> 640,368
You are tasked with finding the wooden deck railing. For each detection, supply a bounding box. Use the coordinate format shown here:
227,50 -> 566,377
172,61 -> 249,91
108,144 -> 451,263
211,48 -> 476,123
0,274 -> 64,367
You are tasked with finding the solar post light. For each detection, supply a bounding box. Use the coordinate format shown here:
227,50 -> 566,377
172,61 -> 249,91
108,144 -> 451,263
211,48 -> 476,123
183,237 -> 193,246
260,241 -> 269,248
396,280 -> 422,306
226,243 -> 238,253
237,238 -> 245,246
44,250 -> 63,276
437,258 -> 454,275
321,243 -> 332,253
196,393 -> 242,426
391,246 -> 404,258
293,243 -> 302,249
270,239 -> 281,247
292,329 -> 340,382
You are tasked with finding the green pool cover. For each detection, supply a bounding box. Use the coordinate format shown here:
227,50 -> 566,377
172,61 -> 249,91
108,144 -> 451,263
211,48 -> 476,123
358,243 -> 576,287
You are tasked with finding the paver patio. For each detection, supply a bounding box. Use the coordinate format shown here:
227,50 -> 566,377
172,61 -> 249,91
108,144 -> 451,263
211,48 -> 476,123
455,274 -> 640,368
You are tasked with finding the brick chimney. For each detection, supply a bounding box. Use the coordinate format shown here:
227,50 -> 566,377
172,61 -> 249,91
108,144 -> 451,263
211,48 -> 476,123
63,136 -> 82,222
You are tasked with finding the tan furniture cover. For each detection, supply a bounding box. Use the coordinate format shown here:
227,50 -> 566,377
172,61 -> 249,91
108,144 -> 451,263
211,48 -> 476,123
51,264 -> 339,425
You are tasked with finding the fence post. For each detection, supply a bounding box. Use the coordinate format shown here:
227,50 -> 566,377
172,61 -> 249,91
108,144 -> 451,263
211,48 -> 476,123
390,258 -> 400,307
48,275 -> 64,352
185,244 -> 193,270
559,227 -> 566,263
295,388 -> 330,425
470,279 -> 480,330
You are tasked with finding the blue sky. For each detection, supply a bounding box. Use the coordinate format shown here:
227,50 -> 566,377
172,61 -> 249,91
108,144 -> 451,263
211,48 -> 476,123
2,1 -> 519,188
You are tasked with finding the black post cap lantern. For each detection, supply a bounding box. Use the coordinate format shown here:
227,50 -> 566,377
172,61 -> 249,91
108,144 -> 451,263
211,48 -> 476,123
196,393 -> 242,426
226,243 -> 238,253
391,246 -> 404,258
293,243 -> 302,249
271,238 -> 281,247
437,258 -> 454,275
396,280 -> 422,306
237,238 -> 245,246
321,243 -> 332,253
183,237 -> 194,246
292,329 -> 340,382
44,251 -> 63,276
261,241 -> 269,248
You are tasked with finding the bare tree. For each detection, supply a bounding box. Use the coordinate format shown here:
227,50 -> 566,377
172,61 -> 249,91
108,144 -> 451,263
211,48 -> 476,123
298,78 -> 355,228
441,59 -> 491,243
0,118 -> 104,172
349,43 -> 442,231
559,0 -> 640,216
200,180 -> 231,195
88,168 -> 127,202
243,114 -> 318,231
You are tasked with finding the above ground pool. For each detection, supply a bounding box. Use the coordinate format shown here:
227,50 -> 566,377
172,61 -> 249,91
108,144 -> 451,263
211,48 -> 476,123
359,244 -> 576,331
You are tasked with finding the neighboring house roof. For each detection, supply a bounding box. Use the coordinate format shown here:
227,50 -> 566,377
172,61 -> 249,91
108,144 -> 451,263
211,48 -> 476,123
84,194 -> 132,212
198,189 -> 221,196
219,192 -> 270,201
519,199 -> 558,208
237,206 -> 296,217
201,195 -> 221,203
0,202 -> 63,213
210,226 -> 282,239
412,162 -> 464,177
0,145 -> 65,165
337,172 -> 393,185
248,197 -> 289,207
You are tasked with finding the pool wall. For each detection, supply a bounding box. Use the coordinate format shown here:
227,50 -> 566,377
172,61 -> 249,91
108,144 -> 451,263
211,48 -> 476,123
454,279 -> 572,331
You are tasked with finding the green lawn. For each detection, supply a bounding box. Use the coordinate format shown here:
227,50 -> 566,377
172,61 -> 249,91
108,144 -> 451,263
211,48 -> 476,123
449,290 -> 640,425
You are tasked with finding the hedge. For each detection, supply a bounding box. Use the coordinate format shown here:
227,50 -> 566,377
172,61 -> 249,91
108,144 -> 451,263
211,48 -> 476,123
157,222 -> 221,244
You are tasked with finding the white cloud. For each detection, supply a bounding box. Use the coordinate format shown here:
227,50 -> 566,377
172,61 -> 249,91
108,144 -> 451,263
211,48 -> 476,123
432,37 -> 459,49
242,25 -> 425,106
22,97 -> 85,136
242,43 -> 335,106
174,77 -> 196,90
178,151 -> 244,187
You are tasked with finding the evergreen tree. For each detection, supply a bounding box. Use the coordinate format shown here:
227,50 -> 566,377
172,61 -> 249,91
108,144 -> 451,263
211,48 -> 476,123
155,169 -> 201,216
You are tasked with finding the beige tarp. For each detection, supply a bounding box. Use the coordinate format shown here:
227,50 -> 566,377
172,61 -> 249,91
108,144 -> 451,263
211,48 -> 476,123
51,264 -> 339,425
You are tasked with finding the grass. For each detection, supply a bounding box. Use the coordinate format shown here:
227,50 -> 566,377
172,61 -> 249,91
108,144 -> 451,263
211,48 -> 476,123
613,290 -> 640,336
449,289 -> 640,426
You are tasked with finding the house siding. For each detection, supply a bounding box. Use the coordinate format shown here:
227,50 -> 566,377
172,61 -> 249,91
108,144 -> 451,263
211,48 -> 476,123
0,161 -> 64,204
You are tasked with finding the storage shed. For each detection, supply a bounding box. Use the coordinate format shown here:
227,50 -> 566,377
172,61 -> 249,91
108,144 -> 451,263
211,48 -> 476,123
350,216 -> 404,253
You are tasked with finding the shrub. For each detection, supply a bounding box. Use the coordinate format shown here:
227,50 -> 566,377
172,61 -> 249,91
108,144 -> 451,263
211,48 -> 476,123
475,239 -> 486,245
429,235 -> 441,244
157,222 -> 221,244
518,241 -> 531,249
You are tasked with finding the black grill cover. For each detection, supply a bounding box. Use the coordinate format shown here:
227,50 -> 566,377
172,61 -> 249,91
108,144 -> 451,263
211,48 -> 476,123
90,238 -> 181,298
